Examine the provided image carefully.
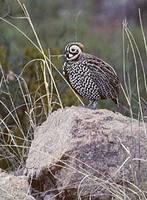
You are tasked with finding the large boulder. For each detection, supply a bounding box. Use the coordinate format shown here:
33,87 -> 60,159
26,106 -> 147,199
0,169 -> 35,200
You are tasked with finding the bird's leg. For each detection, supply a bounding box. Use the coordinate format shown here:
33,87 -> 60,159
88,100 -> 93,107
88,100 -> 99,109
92,101 -> 99,109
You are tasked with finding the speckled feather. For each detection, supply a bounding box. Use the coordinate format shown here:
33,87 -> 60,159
63,46 -> 119,103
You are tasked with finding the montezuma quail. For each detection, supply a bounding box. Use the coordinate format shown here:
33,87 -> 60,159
63,42 -> 120,107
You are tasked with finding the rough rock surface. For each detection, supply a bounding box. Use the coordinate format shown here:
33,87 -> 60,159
0,169 -> 35,200
26,106 -> 147,199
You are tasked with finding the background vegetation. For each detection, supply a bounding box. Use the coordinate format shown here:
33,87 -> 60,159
0,0 -> 147,171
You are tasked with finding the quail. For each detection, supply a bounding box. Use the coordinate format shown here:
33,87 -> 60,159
63,42 -> 120,108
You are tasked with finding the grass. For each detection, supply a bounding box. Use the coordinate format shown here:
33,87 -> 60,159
0,1 -> 147,199
121,15 -> 147,134
0,0 -> 84,169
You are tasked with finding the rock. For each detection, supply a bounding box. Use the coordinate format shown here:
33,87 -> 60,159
0,169 -> 35,200
26,106 -> 147,199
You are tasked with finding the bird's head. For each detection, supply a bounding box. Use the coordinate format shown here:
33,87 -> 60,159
64,42 -> 84,61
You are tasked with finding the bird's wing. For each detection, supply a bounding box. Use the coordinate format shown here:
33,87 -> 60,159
85,54 -> 120,100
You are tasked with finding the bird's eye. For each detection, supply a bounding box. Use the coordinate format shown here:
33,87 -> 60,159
70,48 -> 76,52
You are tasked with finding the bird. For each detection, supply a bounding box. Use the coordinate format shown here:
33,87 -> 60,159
63,42 -> 120,108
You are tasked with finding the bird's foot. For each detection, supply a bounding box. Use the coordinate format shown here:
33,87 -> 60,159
87,101 -> 99,110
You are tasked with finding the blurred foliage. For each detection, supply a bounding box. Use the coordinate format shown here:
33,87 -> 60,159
0,0 -> 147,170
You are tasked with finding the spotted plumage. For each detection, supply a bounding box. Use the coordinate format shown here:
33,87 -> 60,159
63,42 -> 120,106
